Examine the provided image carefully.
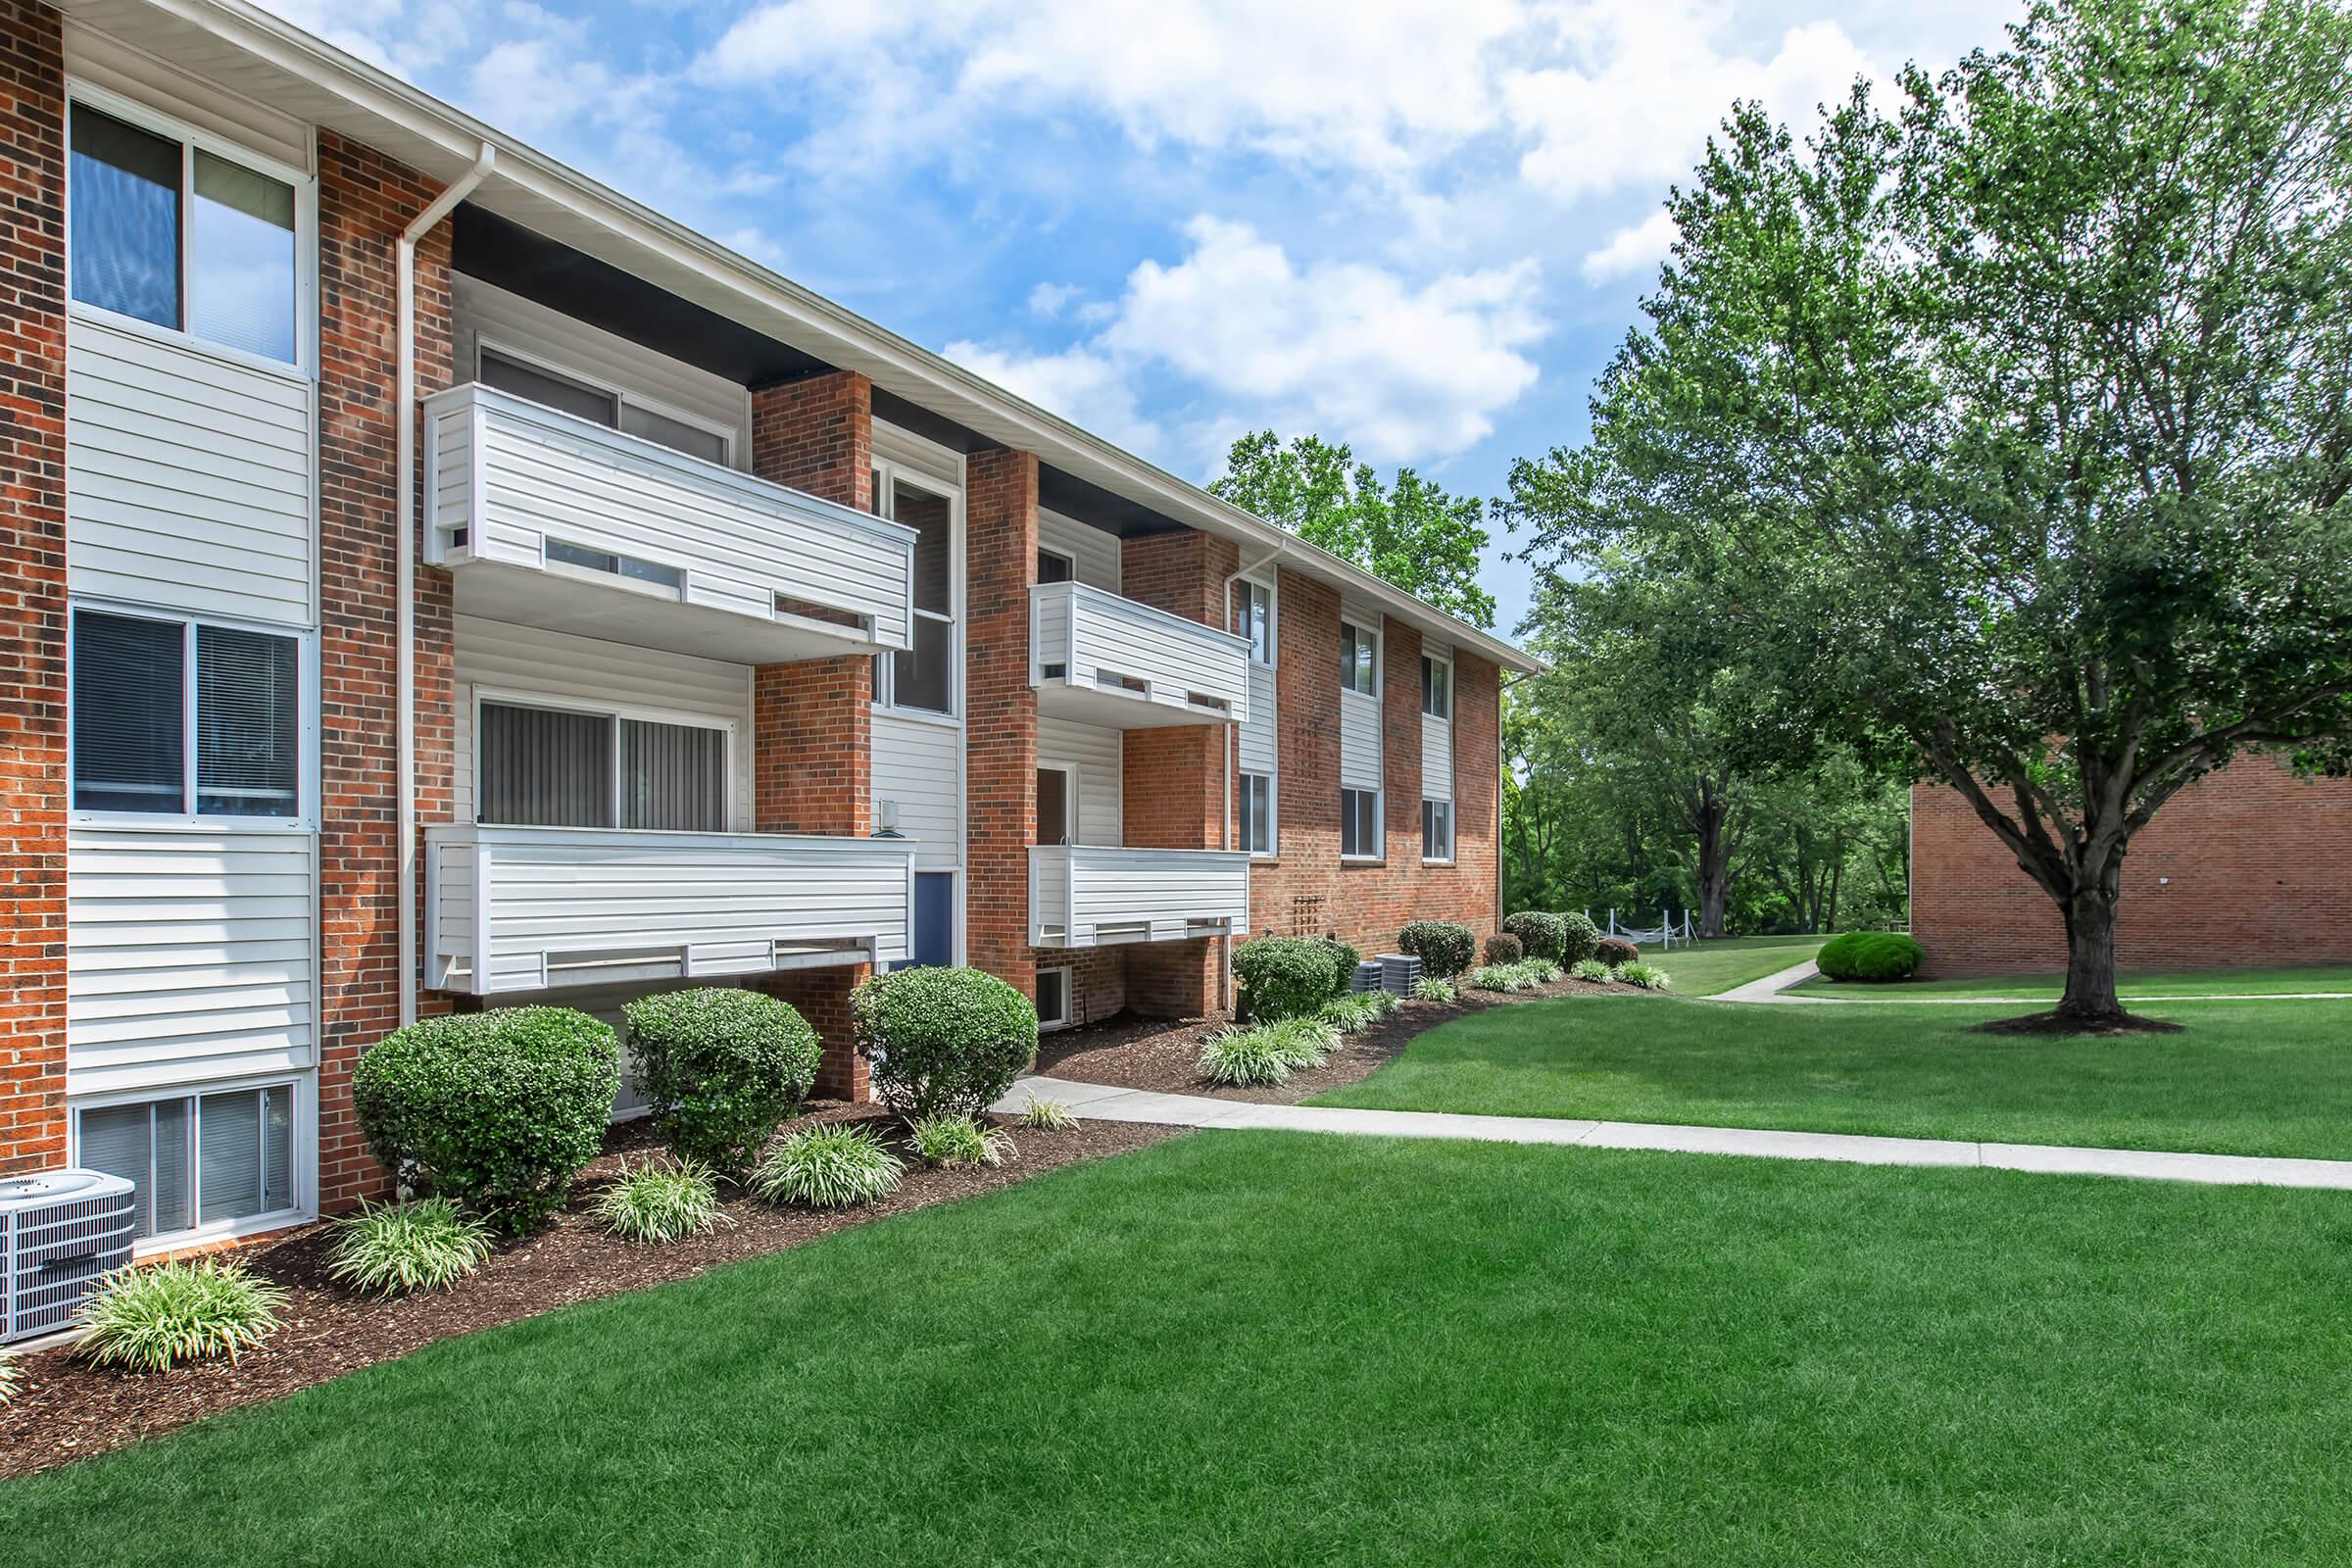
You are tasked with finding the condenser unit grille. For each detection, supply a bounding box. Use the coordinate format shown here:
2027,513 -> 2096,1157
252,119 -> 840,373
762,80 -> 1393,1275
5,1184 -> 137,1343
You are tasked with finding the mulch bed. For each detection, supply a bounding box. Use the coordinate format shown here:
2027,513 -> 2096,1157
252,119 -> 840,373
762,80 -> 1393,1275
1975,1010 -> 2187,1036
1036,973 -> 1660,1103
0,1105 -> 1178,1482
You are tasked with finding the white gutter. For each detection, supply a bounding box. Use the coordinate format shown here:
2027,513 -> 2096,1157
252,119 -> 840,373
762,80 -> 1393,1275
396,145 -> 495,1027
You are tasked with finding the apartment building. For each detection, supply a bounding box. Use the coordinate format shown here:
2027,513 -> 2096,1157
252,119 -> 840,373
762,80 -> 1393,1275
0,0 -> 1536,1253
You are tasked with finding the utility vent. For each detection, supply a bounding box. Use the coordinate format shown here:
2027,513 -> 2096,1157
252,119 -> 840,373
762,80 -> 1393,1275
1378,955 -> 1424,996
1352,960 -> 1385,995
3,1169 -> 136,1343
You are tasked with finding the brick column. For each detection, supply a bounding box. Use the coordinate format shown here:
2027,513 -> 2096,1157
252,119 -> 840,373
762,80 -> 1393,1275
746,371 -> 876,1098
0,0 -> 68,1175
315,131 -> 460,1208
1253,567 -> 1345,941
1454,650 -> 1502,942
964,448 -> 1039,1003
1382,615 -> 1424,871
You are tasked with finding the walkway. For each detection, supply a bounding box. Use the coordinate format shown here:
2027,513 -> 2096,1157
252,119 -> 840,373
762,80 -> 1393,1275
998,1074 -> 2352,1191
1711,959 -> 2352,1006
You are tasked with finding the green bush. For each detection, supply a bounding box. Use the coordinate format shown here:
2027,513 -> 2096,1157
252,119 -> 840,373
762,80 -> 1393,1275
1502,911 -> 1568,963
1411,975 -> 1457,1003
1484,932 -> 1525,965
1816,932 -> 1927,982
1594,937 -> 1639,967
77,1259 -> 285,1372
623,988 -> 821,1176
753,1123 -> 905,1207
1555,912 -> 1602,965
1233,937 -> 1341,1022
594,1159 -> 725,1244
1313,937 -> 1362,998
326,1198 -> 493,1297
1397,920 -> 1477,979
1016,1096 -> 1078,1131
1569,958 -> 1611,984
353,1007 -> 620,1234
1614,961 -> 1670,991
853,966 -> 1037,1121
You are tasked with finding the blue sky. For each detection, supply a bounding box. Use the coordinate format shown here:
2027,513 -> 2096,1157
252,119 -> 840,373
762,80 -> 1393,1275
269,0 -> 2023,639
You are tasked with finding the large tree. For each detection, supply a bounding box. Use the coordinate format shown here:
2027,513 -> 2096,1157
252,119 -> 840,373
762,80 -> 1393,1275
1510,0 -> 2352,1025
1213,430 -> 1497,628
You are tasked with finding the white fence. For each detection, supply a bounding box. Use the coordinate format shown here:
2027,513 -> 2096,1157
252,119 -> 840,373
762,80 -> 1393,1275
1589,908 -> 1696,950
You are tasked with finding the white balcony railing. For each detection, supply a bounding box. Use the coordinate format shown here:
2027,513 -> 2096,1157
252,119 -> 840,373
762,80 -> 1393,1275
423,383 -> 916,665
1029,845 -> 1252,948
427,824 -> 914,996
1030,581 -> 1251,728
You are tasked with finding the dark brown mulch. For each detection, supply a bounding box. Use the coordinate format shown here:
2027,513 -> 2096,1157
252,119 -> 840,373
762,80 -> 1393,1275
0,1105 -> 1179,1481
1035,975 -> 1661,1103
1974,1009 -> 2187,1037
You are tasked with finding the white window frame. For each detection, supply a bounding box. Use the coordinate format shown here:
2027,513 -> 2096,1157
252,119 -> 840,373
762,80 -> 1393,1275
1422,653 -> 1453,720
1037,965 -> 1074,1031
475,335 -> 737,466
870,458 -> 964,720
71,1072 -> 314,1254
1342,785 -> 1383,861
1239,580 -> 1275,666
1036,760 -> 1078,847
1422,798 -> 1454,864
63,80 -> 319,381
471,686 -> 737,831
68,601 -> 318,831
1239,770 -> 1275,858
1341,619 -> 1379,697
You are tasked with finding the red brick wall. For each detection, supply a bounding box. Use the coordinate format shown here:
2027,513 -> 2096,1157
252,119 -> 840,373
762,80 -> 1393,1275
1912,754 -> 2352,976
963,448 -> 1039,1002
0,0 -> 66,1175
1038,947 -> 1126,1029
751,371 -> 870,512
315,130 -> 459,1209
1244,567 -> 1500,958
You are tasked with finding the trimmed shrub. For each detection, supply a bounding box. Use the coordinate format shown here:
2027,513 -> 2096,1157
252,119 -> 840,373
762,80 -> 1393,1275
1411,975 -> 1457,1003
594,1159 -> 725,1244
753,1123 -> 904,1207
1397,920 -> 1477,980
1502,911 -> 1568,963
1570,958 -> 1611,984
1816,932 -> 1927,982
1614,961 -> 1669,991
623,988 -> 821,1176
1594,937 -> 1640,967
1017,1096 -> 1078,1131
326,1199 -> 493,1297
1314,937 -> 1363,998
1233,937 -> 1342,1022
909,1113 -> 1015,1170
78,1259 -> 285,1371
1555,912 -> 1602,965
353,1007 -> 620,1234
853,966 -> 1037,1121
1484,932 -> 1525,965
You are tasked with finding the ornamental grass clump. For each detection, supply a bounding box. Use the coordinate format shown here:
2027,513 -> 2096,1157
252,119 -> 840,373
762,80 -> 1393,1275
908,1113 -> 1016,1170
1570,958 -> 1611,984
0,1350 -> 18,1406
1411,975 -> 1457,1003
593,1159 -> 726,1244
1613,961 -> 1670,991
1321,994 -> 1379,1034
1199,1027 -> 1294,1087
326,1198 -> 494,1297
754,1123 -> 904,1208
1016,1096 -> 1079,1131
1233,937 -> 1342,1021
623,988 -> 821,1177
854,966 -> 1037,1122
78,1259 -> 286,1372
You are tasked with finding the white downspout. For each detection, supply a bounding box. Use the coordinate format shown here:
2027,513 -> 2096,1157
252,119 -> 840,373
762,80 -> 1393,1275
397,147 -> 495,1027
1218,539 -> 1287,1011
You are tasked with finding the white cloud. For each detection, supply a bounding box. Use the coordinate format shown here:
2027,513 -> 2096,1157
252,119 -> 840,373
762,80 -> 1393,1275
945,340 -> 1164,456
1580,209 -> 1678,285
1026,281 -> 1084,318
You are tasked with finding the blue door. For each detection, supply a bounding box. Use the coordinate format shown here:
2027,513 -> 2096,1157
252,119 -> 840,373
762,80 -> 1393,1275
899,872 -> 956,969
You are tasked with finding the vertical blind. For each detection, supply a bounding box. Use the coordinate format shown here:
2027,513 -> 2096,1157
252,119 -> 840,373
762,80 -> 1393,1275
480,702 -> 725,832
619,718 -> 726,831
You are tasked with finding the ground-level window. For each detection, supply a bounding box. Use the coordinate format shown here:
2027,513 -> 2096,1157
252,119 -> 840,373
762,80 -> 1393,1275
896,870 -> 956,970
1341,787 -> 1381,859
75,1083 -> 297,1241
1422,798 -> 1453,861
73,607 -> 306,822
1037,966 -> 1072,1030
1238,772 -> 1273,856
476,699 -> 727,833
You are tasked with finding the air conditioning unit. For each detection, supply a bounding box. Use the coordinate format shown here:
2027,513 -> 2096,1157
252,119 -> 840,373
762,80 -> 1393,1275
1351,960 -> 1385,995
1378,954 -> 1424,995
3,1169 -> 137,1343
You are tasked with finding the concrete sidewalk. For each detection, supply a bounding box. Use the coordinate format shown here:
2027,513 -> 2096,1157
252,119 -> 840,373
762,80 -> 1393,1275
997,1074 -> 2352,1190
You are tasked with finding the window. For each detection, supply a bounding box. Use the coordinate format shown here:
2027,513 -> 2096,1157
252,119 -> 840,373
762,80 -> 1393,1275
544,539 -> 683,592
1422,656 -> 1452,719
73,609 -> 305,821
1238,772 -> 1273,856
478,346 -> 732,466
70,102 -> 301,365
477,699 -> 727,832
874,470 -> 956,715
1037,548 -> 1075,584
1036,966 -> 1072,1031
1238,581 -> 1273,665
1422,799 -> 1453,861
1342,787 -> 1381,859
76,1083 -> 296,1241
1340,620 -> 1377,695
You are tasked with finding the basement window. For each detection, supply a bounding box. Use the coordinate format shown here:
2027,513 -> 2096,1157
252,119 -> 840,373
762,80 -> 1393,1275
75,1083 -> 297,1241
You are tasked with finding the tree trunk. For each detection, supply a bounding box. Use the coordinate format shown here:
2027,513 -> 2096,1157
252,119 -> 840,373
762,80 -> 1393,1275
2057,884 -> 2126,1022
1694,797 -> 1732,939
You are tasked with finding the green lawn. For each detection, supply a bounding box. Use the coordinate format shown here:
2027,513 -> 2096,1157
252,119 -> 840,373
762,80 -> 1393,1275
1315,995 -> 2352,1158
1791,960 -> 2352,1000
1647,932 -> 1824,996
8,1133 -> 2352,1566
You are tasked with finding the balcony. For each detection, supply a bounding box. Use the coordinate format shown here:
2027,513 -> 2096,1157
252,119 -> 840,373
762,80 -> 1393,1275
1030,581 -> 1251,728
1029,845 -> 1252,949
423,383 -> 916,664
426,824 -> 914,996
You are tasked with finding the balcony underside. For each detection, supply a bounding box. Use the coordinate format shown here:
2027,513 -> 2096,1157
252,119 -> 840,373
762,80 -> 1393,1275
450,561 -> 886,666
1034,678 -> 1242,730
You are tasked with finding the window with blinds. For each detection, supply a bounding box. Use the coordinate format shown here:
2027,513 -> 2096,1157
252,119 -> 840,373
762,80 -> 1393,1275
76,1084 -> 295,1241
197,624 -> 300,816
73,608 -> 305,821
478,700 -> 727,833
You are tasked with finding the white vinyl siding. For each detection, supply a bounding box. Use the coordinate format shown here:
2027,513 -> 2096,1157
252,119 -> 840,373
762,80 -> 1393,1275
66,828 -> 315,1097
1039,510 -> 1121,592
1236,575 -> 1277,776
1340,609 -> 1382,790
66,313 -> 314,627
452,616 -> 755,833
874,710 -> 962,872
453,275 -> 751,466
1421,650 -> 1454,804
1039,716 -> 1123,847
1029,846 -> 1251,948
